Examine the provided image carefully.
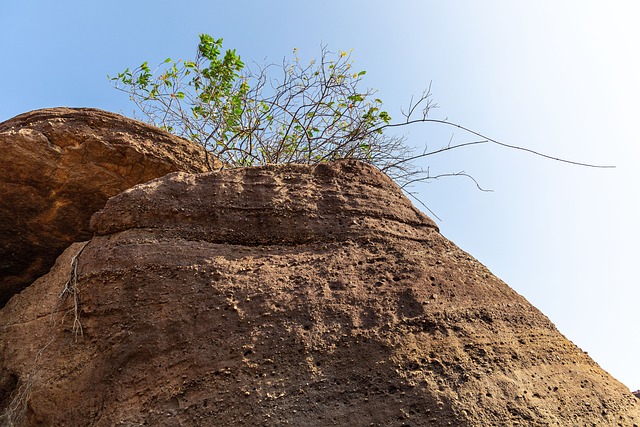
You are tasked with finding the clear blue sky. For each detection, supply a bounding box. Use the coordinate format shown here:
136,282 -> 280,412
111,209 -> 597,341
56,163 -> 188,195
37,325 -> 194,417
1,1 -> 638,390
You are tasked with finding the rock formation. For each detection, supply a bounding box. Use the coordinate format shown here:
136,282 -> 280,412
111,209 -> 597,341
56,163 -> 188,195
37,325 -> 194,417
0,108 -> 212,307
1,160 -> 638,426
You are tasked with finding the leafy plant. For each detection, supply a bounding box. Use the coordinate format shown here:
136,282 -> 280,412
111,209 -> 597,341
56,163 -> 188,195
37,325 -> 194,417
109,34 -> 427,183
110,34 -> 613,210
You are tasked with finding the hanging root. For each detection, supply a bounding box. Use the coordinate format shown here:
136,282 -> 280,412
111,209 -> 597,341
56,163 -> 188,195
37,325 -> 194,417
0,374 -> 33,427
59,241 -> 90,341
0,243 -> 90,423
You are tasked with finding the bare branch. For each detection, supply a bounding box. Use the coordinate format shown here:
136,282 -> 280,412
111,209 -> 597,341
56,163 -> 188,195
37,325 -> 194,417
401,170 -> 493,192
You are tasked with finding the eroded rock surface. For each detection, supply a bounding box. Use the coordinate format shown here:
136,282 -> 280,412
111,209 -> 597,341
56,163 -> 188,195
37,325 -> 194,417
1,160 -> 638,426
0,107 -> 211,307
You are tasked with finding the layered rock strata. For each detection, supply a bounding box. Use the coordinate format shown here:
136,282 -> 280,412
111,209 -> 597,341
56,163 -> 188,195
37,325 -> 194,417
1,160 -> 638,426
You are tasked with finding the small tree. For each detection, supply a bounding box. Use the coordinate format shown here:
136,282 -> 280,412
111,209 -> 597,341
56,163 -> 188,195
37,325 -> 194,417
110,34 -> 423,183
110,34 -> 612,207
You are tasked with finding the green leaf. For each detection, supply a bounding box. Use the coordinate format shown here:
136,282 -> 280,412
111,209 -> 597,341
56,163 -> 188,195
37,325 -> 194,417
198,33 -> 222,60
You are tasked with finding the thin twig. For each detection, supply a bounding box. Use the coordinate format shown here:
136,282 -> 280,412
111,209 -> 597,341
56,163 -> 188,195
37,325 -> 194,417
375,119 -> 616,169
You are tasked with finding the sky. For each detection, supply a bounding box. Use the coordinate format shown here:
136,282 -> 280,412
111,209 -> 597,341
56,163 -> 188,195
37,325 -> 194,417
1,1 -> 638,390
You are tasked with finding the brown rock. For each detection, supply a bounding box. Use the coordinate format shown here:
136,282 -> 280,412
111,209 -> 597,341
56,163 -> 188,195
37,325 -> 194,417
1,160 -> 639,426
0,107 -> 212,307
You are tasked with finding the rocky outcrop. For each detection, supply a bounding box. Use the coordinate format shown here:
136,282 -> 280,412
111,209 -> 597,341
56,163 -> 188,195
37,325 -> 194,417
0,108 -> 212,307
1,160 -> 638,426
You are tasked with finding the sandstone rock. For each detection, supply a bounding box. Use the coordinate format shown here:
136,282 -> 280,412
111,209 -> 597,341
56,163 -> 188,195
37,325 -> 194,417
0,107 -> 212,307
1,160 -> 638,426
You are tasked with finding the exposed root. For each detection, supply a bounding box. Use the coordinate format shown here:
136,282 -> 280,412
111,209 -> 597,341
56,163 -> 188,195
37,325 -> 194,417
1,242 -> 90,424
0,337 -> 56,425
59,241 -> 89,341
0,375 -> 32,426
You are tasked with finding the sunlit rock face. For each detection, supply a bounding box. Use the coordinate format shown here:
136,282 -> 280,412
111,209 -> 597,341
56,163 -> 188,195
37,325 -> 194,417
1,159 -> 638,426
0,107 -> 210,307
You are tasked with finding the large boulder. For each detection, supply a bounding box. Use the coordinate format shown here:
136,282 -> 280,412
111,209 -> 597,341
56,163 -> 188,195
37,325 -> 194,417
1,160 -> 638,426
0,107 -> 212,307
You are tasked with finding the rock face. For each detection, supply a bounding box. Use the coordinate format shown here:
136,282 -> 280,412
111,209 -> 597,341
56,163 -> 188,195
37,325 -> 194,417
1,160 -> 638,426
0,108 -> 211,307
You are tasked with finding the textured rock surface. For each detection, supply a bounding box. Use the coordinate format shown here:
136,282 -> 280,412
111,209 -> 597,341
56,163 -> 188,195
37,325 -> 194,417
1,160 -> 638,426
0,107 -> 211,307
